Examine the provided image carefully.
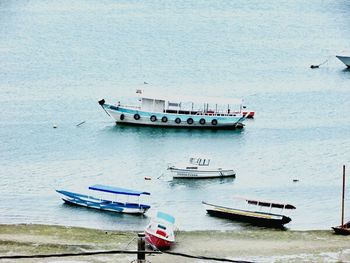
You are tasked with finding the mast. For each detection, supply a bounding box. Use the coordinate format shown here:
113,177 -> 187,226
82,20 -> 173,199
341,165 -> 346,227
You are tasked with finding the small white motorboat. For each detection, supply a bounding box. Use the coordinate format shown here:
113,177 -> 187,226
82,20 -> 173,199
336,51 -> 350,68
145,211 -> 176,250
168,157 -> 236,179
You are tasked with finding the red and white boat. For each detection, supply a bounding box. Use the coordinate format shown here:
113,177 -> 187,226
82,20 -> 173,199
145,211 -> 176,250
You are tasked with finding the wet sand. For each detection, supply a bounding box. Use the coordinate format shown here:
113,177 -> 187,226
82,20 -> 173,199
0,224 -> 349,262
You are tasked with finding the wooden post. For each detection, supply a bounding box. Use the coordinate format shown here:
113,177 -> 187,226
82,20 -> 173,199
137,232 -> 146,263
341,165 -> 346,227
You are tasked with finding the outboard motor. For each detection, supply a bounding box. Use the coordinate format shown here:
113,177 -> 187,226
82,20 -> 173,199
98,99 -> 105,106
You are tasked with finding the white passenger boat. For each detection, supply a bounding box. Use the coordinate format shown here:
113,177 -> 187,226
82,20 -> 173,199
336,51 -> 350,68
98,90 -> 254,129
168,157 -> 236,179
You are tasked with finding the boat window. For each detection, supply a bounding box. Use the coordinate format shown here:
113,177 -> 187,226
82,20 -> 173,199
158,224 -> 166,230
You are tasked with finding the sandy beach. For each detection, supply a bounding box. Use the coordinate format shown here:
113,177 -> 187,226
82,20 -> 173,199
0,224 -> 349,263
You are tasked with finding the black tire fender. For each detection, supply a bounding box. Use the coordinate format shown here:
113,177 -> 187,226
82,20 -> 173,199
134,113 -> 140,120
150,115 -> 157,122
187,118 -> 194,125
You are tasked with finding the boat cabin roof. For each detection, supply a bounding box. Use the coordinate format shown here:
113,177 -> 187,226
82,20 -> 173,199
236,197 -> 296,209
138,91 -> 243,105
247,199 -> 296,209
189,157 -> 210,166
89,184 -> 151,196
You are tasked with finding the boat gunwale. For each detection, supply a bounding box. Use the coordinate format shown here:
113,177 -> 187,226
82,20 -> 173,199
169,167 -> 235,173
106,104 -> 246,119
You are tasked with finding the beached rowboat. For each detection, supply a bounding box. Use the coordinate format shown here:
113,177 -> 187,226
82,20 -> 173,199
98,90 -> 254,129
56,184 -> 151,214
202,198 -> 295,228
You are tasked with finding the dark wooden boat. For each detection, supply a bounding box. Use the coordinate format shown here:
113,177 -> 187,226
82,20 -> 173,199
202,198 -> 296,228
332,221 -> 350,235
332,165 -> 350,235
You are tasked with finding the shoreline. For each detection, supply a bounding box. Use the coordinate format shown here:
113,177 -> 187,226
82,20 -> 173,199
1,224 -> 350,262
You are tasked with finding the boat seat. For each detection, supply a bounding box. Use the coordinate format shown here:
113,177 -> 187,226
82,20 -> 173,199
156,229 -> 167,237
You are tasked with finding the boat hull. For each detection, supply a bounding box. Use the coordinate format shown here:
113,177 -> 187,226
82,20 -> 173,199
336,55 -> 350,67
243,111 -> 255,118
332,226 -> 350,235
57,190 -> 150,214
170,168 -> 236,179
203,202 -> 291,228
101,103 -> 247,129
145,231 -> 174,250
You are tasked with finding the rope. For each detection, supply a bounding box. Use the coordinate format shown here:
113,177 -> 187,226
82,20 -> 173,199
310,55 -> 333,68
0,250 -> 254,262
162,251 -> 254,263
0,250 -> 160,260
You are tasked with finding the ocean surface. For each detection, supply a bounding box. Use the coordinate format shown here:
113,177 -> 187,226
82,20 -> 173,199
0,0 -> 350,231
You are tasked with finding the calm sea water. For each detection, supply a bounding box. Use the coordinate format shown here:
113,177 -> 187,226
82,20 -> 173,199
0,0 -> 350,231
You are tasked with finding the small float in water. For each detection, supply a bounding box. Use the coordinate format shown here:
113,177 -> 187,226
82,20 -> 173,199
98,90 -> 254,130
168,157 -> 236,179
56,184 -> 151,214
145,211 -> 176,250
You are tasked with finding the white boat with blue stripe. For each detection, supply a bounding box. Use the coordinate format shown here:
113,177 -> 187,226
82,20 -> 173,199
56,184 -> 151,214
98,90 -> 252,129
168,157 -> 236,179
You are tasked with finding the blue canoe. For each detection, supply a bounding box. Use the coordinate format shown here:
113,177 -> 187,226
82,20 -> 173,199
56,184 -> 151,214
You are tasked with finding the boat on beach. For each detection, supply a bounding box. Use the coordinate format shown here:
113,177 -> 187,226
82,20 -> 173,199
168,157 -> 236,179
145,211 -> 176,250
332,165 -> 350,235
202,198 -> 296,228
98,90 -> 254,129
336,51 -> 350,68
56,184 -> 151,214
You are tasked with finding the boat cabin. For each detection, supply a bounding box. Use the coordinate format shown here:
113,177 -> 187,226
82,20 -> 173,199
137,90 -> 243,116
189,157 -> 210,166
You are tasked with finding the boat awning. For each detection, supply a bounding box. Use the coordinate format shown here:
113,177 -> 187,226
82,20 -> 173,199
89,184 -> 151,196
138,91 -> 243,105
236,197 -> 296,209
156,211 -> 175,224
247,200 -> 295,209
